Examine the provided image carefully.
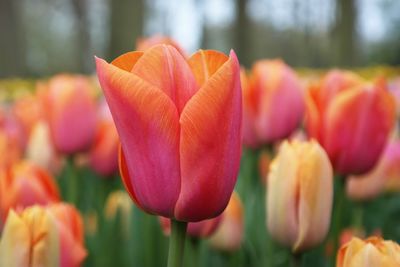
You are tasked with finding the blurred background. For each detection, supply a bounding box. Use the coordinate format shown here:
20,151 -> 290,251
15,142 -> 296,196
1,0 -> 400,78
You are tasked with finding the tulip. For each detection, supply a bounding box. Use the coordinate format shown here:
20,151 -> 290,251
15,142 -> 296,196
258,149 -> 271,184
95,45 -> 242,222
209,192 -> 244,251
104,190 -> 133,236
347,140 -> 400,200
12,95 -> 43,142
0,160 -> 60,224
40,74 -> 97,154
47,203 -> 87,267
337,237 -> 400,267
242,59 -> 304,147
0,207 -> 60,267
160,215 -> 221,238
89,101 -> 119,176
267,139 -> 333,252
0,204 -> 87,267
136,35 -> 186,56
25,120 -> 58,172
305,71 -> 396,175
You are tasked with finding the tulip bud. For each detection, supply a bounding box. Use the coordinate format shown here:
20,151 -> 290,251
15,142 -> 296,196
347,140 -> 400,200
267,139 -> 333,252
306,71 -> 396,175
0,207 -> 60,267
0,161 -> 60,224
209,192 -> 244,251
337,237 -> 400,267
104,190 -> 133,236
242,59 -> 304,147
40,74 -> 97,154
136,35 -> 186,56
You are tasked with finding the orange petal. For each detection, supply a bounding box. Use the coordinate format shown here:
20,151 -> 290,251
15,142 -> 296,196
111,51 -> 144,72
96,57 -> 181,217
131,45 -> 198,113
175,50 -> 242,221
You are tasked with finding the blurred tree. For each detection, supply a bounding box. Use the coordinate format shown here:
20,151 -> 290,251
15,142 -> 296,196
109,0 -> 144,60
234,0 -> 250,67
0,0 -> 26,77
71,0 -> 91,73
332,0 -> 359,66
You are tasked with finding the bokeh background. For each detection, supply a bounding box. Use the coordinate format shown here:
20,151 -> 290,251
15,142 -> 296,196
1,0 -> 400,78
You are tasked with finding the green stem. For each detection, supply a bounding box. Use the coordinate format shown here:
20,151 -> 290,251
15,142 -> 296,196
190,238 -> 200,267
352,202 -> 364,229
291,253 -> 302,267
330,177 -> 346,266
167,219 -> 188,267
66,156 -> 78,205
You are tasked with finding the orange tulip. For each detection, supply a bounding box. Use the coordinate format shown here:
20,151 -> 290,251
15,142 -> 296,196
306,70 -> 396,175
0,160 -> 60,224
0,206 -> 60,267
47,203 -> 87,267
0,204 -> 87,267
159,215 -> 221,238
136,35 -> 186,56
242,59 -> 304,147
40,74 -> 97,154
337,237 -> 400,267
267,140 -> 333,252
209,192 -> 244,251
347,140 -> 400,200
89,101 -> 119,176
96,45 -> 242,221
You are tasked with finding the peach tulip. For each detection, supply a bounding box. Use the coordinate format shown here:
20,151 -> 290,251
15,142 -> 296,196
0,204 -> 87,267
0,207 -> 60,267
40,74 -> 97,154
242,59 -> 304,147
89,101 -> 119,176
306,71 -> 396,175
0,160 -> 60,224
96,45 -> 242,222
136,35 -> 186,56
347,140 -> 400,200
267,140 -> 333,252
12,95 -> 43,142
209,192 -> 244,251
160,215 -> 221,238
337,237 -> 400,267
47,203 -> 87,267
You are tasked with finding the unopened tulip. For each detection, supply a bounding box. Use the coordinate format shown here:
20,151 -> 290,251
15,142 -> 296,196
40,74 -> 97,154
347,140 -> 400,200
12,95 -> 43,141
96,45 -> 242,221
209,192 -> 244,251
242,59 -> 304,147
89,102 -> 119,176
160,215 -> 221,238
0,161 -> 60,223
47,203 -> 87,267
267,140 -> 333,252
136,35 -> 186,56
337,237 -> 400,267
104,190 -> 133,236
0,207 -> 60,267
306,71 -> 395,175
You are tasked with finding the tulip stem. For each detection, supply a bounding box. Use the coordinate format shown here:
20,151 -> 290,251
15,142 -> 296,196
167,219 -> 188,267
66,156 -> 78,205
291,253 -> 302,267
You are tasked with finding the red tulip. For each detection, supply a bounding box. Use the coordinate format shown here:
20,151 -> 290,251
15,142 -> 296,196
0,161 -> 60,224
89,101 -> 119,176
96,45 -> 242,222
242,60 -> 304,147
40,74 -> 97,154
306,71 -> 396,175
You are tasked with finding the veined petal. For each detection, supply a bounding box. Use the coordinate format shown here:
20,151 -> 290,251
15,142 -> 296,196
175,50 -> 242,221
131,45 -> 198,113
111,51 -> 144,72
96,57 -> 181,217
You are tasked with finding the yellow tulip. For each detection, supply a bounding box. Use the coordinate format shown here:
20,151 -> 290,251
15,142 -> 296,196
267,139 -> 333,252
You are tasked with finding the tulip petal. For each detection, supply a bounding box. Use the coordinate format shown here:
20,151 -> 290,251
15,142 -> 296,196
96,57 -> 181,217
294,141 -> 333,252
187,50 -> 228,87
175,50 -> 242,221
111,51 -> 144,72
131,45 -> 198,113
